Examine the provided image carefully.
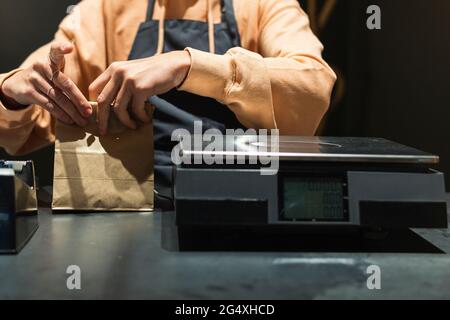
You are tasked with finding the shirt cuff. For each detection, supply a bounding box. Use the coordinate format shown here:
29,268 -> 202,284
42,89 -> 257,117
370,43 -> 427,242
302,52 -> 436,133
0,69 -> 35,122
178,47 -> 232,102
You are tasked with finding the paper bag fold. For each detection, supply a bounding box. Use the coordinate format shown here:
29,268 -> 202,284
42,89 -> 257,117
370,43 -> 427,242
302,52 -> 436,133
52,103 -> 154,212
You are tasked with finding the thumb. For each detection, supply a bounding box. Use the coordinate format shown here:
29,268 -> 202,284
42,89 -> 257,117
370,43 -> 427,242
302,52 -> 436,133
49,42 -> 73,70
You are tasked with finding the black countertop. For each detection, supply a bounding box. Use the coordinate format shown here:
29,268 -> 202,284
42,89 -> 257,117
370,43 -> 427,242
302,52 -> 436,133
0,195 -> 449,300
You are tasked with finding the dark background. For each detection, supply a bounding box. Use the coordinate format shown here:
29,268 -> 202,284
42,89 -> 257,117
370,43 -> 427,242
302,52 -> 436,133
1,0 -> 449,189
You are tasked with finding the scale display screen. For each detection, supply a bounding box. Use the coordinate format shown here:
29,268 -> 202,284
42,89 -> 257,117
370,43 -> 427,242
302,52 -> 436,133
281,177 -> 345,221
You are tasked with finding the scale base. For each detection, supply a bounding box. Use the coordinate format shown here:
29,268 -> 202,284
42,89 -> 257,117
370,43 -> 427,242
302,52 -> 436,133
162,213 -> 444,253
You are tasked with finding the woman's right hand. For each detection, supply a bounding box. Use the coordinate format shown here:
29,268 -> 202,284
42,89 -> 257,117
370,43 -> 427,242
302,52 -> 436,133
0,42 -> 92,126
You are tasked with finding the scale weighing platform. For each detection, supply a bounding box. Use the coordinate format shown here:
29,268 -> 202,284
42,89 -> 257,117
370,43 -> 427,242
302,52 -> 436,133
169,136 -> 448,252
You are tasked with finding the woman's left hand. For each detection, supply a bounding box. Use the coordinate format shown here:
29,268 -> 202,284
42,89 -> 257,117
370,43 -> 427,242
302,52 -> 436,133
89,50 -> 191,135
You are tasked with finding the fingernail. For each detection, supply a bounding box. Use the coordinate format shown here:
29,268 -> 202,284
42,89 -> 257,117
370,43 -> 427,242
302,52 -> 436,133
85,107 -> 92,116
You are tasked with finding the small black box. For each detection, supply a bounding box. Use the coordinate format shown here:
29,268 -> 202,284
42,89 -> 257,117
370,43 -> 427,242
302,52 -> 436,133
0,161 -> 38,254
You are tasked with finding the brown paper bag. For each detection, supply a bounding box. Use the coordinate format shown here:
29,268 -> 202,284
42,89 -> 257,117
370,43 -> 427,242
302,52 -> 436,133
52,103 -> 154,212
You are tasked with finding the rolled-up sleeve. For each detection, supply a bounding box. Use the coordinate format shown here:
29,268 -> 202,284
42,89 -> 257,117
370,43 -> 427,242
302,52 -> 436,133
0,66 -> 55,155
179,0 -> 337,135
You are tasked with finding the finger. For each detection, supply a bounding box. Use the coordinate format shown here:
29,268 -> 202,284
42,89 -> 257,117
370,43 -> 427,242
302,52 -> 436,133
30,74 -> 88,127
49,42 -> 73,71
49,87 -> 88,127
51,69 -> 92,117
28,77 -> 80,126
30,90 -> 73,125
36,62 -> 92,117
131,95 -> 151,123
114,85 -> 136,129
97,79 -> 120,135
88,67 -> 114,100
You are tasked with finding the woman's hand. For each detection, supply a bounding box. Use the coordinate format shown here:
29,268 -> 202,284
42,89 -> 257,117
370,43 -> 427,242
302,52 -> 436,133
1,42 -> 92,126
89,50 -> 191,135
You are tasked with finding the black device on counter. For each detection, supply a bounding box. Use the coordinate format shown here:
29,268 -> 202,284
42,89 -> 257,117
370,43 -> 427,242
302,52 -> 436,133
170,136 -> 448,252
0,160 -> 38,254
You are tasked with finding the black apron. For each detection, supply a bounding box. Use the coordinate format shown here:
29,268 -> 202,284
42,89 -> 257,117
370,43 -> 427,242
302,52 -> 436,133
128,0 -> 243,209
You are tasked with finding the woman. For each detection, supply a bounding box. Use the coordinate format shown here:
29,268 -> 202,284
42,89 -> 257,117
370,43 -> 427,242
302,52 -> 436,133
0,0 -> 336,202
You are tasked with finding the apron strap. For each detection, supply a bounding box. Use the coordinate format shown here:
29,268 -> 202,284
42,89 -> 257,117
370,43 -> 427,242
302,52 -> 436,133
221,0 -> 241,47
148,0 -> 223,23
145,0 -> 240,48
146,0 -> 157,21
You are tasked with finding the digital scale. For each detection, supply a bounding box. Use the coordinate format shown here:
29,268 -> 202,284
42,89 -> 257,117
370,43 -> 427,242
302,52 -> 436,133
169,136 -> 448,252
0,161 -> 39,254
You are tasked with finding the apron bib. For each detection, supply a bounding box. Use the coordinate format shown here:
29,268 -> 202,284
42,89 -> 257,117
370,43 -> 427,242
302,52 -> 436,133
128,0 -> 243,208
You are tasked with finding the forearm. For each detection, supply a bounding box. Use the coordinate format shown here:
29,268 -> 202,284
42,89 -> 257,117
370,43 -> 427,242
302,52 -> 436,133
0,100 -> 53,157
179,0 -> 336,134
179,47 -> 277,130
178,47 -> 336,134
266,55 -> 337,135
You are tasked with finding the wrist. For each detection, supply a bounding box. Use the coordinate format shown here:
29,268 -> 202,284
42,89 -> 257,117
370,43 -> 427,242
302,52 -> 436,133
0,78 -> 29,110
174,50 -> 192,87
